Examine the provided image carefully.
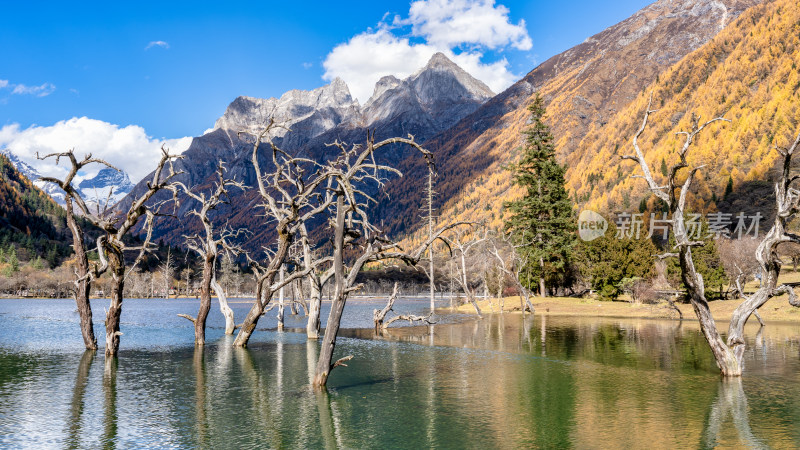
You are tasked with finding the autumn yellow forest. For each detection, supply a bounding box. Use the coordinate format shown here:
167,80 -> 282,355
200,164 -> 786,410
403,0 -> 800,247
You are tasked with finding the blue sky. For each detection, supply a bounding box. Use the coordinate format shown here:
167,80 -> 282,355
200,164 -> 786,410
0,0 -> 651,181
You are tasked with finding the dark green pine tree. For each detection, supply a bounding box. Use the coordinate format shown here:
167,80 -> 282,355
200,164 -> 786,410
504,94 -> 576,297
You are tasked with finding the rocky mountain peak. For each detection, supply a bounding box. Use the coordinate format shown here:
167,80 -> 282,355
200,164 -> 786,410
424,51 -> 460,70
365,75 -> 402,108
363,52 -> 494,129
213,79 -> 360,138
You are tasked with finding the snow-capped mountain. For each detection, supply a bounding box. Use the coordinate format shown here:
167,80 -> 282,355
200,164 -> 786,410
0,148 -> 135,210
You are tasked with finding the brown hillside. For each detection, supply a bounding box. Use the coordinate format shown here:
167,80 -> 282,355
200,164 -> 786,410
382,0 -> 762,247
572,0 -> 800,219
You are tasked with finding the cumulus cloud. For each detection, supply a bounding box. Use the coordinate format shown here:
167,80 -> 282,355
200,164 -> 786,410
145,40 -> 170,50
0,79 -> 56,97
0,118 -> 192,183
402,0 -> 531,50
322,0 -> 530,104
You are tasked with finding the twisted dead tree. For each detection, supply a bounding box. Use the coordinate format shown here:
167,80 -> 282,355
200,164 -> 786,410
373,282 -> 400,331
443,227 -> 487,318
375,283 -> 435,330
44,147 -> 182,357
37,150 -> 109,350
232,120 -> 335,348
177,163 -> 246,343
299,223 -> 332,340
488,232 -> 535,314
625,96 -> 800,376
724,130 -> 800,371
312,133 -> 466,387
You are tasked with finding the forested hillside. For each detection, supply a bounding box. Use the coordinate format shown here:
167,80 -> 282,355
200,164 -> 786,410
0,153 -> 72,267
572,0 -> 800,216
384,0 -> 760,246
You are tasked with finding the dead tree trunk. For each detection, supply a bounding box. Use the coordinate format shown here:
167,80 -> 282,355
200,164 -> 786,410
232,121 -> 335,348
312,134 -> 466,387
313,196 -> 349,387
66,198 -> 97,349
725,130 -> 800,371
300,224 -> 329,340
41,147 -> 183,357
277,266 -> 285,331
625,99 -> 735,374
373,283 -> 399,332
37,152 -> 99,350
105,247 -> 125,357
212,274 -> 236,335
193,254 -> 215,345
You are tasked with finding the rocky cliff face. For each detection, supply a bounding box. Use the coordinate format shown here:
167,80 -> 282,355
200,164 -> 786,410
214,77 -> 360,142
364,52 -> 494,131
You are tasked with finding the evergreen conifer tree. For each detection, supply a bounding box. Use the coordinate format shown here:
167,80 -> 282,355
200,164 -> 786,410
7,245 -> 19,273
504,94 -> 576,296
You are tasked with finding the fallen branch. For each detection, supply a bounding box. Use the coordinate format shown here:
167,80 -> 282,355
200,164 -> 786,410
331,355 -> 353,369
383,312 -> 437,329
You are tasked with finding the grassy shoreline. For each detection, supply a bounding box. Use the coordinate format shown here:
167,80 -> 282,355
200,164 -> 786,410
452,295 -> 800,323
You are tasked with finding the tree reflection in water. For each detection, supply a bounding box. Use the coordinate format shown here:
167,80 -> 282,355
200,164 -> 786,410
65,350 -> 94,449
702,377 -> 766,449
103,356 -> 118,449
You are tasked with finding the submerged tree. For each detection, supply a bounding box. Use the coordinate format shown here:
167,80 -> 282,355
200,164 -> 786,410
312,133 -> 465,387
505,94 -> 576,297
43,147 -> 182,357
178,163 -> 245,343
443,227 -> 487,318
232,120 -> 335,348
38,151 -> 101,350
625,95 -> 800,376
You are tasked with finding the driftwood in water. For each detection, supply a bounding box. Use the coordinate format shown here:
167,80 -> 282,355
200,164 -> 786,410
373,283 -> 399,331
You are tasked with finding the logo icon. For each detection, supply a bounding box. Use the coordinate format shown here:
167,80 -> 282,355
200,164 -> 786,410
578,210 -> 608,242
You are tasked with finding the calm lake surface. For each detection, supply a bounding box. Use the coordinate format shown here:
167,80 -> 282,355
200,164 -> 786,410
1,298 -> 799,448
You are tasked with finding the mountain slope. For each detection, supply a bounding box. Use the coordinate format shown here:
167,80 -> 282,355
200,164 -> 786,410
381,0 -> 762,244
572,0 -> 799,218
0,153 -> 72,265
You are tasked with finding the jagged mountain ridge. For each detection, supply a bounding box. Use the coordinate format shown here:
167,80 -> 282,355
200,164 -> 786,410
117,53 -> 496,250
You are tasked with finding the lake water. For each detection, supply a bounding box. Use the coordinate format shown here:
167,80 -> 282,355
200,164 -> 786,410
0,298 -> 799,448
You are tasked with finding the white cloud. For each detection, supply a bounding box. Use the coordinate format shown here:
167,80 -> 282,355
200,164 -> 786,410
0,118 -> 192,183
145,40 -> 170,50
302,62 -> 313,69
322,0 -> 530,104
11,82 -> 56,97
403,0 -> 531,50
0,79 -> 56,97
